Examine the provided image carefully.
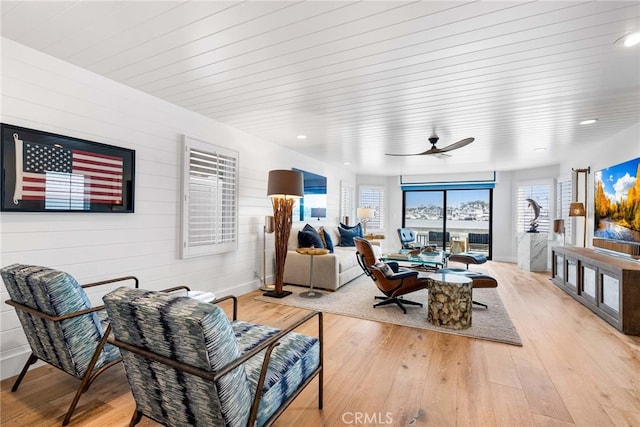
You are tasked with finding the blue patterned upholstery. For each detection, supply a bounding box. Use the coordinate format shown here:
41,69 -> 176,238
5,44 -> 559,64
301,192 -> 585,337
104,287 -> 321,427
1,263 -> 119,378
232,321 -> 320,426
1,263 -> 134,426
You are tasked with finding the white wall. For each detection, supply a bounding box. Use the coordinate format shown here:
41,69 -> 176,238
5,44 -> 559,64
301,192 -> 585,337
560,123 -> 640,248
0,38 -> 355,379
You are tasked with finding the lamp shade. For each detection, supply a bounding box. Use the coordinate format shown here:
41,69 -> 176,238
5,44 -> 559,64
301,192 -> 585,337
267,170 -> 304,199
357,207 -> 375,219
553,219 -> 565,234
569,202 -> 586,217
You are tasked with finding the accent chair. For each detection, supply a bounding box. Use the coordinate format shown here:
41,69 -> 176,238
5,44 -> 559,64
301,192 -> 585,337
1,264 -> 140,426
103,286 -> 323,427
354,237 -> 429,313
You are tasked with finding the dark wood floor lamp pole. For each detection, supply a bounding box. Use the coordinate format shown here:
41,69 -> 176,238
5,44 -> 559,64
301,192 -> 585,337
264,169 -> 304,298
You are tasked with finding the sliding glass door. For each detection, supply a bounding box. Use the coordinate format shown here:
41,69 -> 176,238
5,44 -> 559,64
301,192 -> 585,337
402,188 -> 492,258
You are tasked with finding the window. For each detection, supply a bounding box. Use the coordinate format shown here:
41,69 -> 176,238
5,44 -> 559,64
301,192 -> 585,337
403,188 -> 492,256
517,184 -> 550,233
181,136 -> 238,258
359,185 -> 384,230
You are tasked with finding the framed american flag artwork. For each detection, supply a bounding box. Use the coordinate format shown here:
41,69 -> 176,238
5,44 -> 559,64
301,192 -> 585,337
1,124 -> 135,212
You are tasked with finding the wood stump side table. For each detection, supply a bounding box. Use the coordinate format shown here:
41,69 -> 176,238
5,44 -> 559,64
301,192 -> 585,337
427,273 -> 473,329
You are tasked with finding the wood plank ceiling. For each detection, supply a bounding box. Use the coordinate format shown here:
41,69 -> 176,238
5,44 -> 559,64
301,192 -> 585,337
2,1 -> 639,175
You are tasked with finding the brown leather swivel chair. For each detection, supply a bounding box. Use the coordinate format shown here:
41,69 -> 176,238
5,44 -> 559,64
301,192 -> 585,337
354,237 -> 429,313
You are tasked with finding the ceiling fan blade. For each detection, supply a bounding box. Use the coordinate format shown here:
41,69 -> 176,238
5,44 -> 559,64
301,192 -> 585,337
438,137 -> 474,152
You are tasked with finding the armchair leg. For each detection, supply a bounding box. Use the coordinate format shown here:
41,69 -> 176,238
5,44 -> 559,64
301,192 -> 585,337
11,353 -> 38,392
473,300 -> 488,309
63,326 -> 117,426
129,409 -> 143,427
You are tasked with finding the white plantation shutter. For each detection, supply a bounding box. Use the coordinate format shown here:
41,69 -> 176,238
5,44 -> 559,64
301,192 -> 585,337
557,179 -> 572,242
341,181 -> 354,223
359,185 -> 384,231
517,184 -> 550,233
181,136 -> 238,258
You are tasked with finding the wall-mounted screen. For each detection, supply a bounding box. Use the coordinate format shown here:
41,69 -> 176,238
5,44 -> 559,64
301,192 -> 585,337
594,157 -> 640,245
293,168 -> 327,221
1,123 -> 135,213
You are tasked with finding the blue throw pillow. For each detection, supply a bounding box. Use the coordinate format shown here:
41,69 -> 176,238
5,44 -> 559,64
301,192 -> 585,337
298,230 -> 324,248
302,223 -> 316,233
338,226 -> 361,247
340,222 -> 363,238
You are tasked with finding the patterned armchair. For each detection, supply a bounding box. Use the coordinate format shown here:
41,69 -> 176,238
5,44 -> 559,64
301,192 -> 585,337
103,287 -> 323,427
1,264 -> 140,425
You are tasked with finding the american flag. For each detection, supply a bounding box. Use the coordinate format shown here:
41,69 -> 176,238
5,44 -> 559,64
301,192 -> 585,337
13,137 -> 123,205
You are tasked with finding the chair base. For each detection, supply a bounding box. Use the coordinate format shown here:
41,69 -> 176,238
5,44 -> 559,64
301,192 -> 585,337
374,296 -> 423,314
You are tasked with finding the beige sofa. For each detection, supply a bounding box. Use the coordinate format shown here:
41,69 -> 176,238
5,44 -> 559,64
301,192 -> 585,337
283,225 -> 381,291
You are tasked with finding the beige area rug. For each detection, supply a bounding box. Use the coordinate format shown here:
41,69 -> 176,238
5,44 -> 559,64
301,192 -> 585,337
256,276 -> 522,346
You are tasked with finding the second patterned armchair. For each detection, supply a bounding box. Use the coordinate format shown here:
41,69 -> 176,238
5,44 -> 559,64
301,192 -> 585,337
103,287 -> 323,427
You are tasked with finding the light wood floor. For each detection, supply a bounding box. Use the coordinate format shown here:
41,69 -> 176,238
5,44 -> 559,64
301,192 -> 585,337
2,261 -> 639,426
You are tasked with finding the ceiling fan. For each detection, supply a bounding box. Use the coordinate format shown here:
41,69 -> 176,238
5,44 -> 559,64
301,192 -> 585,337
386,135 -> 474,158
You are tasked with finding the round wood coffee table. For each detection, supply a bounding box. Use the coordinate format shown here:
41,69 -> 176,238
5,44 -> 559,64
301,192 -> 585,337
427,272 -> 473,329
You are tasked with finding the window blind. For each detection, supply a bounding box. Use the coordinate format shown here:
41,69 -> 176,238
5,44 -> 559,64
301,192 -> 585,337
517,184 -> 550,233
341,182 -> 354,223
557,179 -> 572,242
359,185 -> 384,231
181,136 -> 238,258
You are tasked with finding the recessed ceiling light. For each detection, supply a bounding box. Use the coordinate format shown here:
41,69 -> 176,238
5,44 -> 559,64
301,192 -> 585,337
580,119 -> 598,125
615,30 -> 640,47
296,135 -> 307,140
533,147 -> 547,152
343,162 -> 351,166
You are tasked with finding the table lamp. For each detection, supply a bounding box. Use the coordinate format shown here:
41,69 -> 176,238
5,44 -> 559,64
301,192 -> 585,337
569,202 -> 586,247
310,207 -> 326,220
264,169 -> 304,298
357,207 -> 375,235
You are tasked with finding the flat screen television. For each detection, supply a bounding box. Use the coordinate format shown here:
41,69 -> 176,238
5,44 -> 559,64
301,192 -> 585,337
593,156 -> 640,256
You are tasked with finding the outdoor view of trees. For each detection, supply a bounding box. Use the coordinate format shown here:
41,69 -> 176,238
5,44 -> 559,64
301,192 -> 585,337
595,161 -> 640,235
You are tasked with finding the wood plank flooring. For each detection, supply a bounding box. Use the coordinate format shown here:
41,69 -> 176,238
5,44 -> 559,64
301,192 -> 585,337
2,261 -> 639,426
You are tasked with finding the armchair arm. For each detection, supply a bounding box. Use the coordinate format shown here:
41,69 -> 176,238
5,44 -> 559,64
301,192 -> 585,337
6,275 -> 140,322
213,295 -> 238,321
386,261 -> 400,272
82,275 -> 139,290
388,269 -> 418,280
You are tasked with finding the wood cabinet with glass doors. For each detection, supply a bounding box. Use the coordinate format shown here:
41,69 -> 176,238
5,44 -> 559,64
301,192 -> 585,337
551,246 -> 640,336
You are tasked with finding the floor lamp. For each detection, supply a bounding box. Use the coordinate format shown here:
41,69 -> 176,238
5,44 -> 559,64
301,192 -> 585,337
260,216 -> 275,291
570,167 -> 590,247
264,169 -> 304,298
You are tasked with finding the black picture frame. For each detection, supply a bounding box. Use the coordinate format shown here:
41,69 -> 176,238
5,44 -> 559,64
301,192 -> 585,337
1,124 -> 135,213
